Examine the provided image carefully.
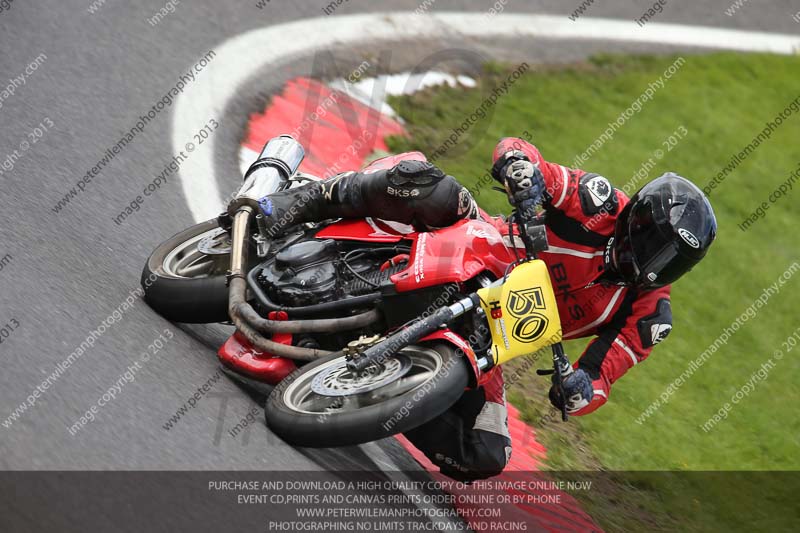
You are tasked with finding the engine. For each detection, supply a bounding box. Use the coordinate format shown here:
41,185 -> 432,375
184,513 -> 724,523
255,238 -> 407,307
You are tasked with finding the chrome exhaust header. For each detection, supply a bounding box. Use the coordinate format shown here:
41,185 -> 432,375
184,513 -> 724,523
227,134 -> 305,215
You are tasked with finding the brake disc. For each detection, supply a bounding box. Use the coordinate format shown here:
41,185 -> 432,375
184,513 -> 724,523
197,228 -> 231,255
311,354 -> 412,397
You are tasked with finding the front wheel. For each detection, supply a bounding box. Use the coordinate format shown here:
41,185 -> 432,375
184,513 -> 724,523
141,218 -> 232,323
266,343 -> 469,447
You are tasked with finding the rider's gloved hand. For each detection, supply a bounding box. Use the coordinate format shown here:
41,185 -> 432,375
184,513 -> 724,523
548,368 -> 594,414
492,151 -> 545,214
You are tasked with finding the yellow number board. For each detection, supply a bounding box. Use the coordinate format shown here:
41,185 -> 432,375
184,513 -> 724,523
477,260 -> 562,366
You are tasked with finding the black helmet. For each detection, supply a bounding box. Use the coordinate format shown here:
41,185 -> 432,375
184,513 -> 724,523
606,173 -> 717,289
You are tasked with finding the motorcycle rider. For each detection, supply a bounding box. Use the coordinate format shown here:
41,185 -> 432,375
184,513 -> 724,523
259,136 -> 717,481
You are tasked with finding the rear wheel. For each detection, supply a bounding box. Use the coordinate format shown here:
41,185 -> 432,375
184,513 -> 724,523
141,219 -> 232,323
266,343 -> 469,447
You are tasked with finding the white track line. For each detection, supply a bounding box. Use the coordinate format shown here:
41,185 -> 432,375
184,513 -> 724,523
174,12 -> 800,222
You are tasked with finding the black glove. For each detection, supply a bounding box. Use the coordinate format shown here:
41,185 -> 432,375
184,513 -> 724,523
491,151 -> 545,214
548,368 -> 593,414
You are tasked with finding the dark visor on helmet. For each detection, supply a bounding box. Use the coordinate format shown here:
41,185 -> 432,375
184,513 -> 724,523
615,201 -> 685,288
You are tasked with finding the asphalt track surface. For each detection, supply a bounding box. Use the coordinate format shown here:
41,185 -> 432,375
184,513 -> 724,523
0,0 -> 797,476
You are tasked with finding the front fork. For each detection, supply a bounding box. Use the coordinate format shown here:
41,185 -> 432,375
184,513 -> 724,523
346,294 -> 479,372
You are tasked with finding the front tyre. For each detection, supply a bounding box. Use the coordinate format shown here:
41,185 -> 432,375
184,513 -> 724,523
141,219 -> 232,323
266,343 -> 469,447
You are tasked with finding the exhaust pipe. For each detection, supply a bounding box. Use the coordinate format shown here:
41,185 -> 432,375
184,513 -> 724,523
228,135 -> 305,215
228,207 -> 333,361
228,207 -> 252,285
226,135 -> 339,361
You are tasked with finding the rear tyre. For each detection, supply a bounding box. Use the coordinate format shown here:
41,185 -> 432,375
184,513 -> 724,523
266,343 -> 469,447
141,219 -> 232,323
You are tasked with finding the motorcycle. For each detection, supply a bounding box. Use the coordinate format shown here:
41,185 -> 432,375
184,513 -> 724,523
142,135 -> 572,447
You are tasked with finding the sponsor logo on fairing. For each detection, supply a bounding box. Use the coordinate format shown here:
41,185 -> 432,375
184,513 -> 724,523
496,318 -> 511,349
489,300 -> 503,319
